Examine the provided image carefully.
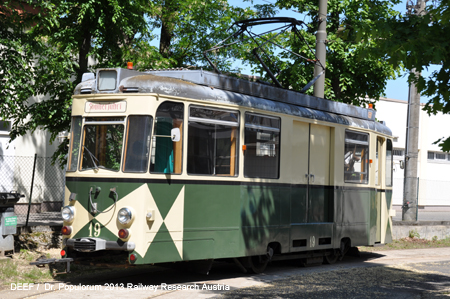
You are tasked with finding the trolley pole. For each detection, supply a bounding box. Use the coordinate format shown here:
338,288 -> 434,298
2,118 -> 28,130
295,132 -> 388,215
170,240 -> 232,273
402,0 -> 426,221
313,0 -> 327,98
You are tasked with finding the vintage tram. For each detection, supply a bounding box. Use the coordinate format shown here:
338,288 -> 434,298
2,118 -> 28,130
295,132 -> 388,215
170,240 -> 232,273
51,65 -> 395,273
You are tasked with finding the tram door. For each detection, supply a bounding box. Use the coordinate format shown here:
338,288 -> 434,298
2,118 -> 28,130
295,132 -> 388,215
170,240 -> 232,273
308,124 -> 331,222
372,137 -> 384,243
290,121 -> 331,250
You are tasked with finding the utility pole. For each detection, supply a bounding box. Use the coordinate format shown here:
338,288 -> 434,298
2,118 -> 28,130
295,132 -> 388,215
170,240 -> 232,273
403,0 -> 427,221
313,0 -> 327,98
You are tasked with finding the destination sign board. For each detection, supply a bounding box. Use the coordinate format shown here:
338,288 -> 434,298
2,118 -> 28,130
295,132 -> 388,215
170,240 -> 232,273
85,101 -> 127,113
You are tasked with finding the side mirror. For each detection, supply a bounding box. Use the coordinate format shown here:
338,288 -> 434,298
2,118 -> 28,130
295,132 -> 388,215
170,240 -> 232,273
399,160 -> 404,169
171,128 -> 181,142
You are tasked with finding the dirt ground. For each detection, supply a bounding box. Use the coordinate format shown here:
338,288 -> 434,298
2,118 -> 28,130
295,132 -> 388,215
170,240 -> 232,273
1,236 -> 450,292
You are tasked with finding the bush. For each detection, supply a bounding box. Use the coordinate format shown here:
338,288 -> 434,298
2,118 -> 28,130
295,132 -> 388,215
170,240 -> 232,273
409,229 -> 420,239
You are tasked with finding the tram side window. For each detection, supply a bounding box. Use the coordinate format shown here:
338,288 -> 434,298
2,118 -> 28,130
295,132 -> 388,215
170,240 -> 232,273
187,106 -> 239,176
244,113 -> 280,179
386,139 -> 393,186
123,116 -> 152,172
67,116 -> 82,172
150,102 -> 184,174
344,130 -> 369,184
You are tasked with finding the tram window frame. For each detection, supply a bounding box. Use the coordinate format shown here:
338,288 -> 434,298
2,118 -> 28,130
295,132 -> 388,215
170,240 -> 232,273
79,117 -> 125,172
375,138 -> 380,186
386,139 -> 393,187
123,115 -> 153,173
187,106 -> 239,176
67,116 -> 82,172
344,130 -> 369,184
244,113 -> 281,179
150,101 -> 184,174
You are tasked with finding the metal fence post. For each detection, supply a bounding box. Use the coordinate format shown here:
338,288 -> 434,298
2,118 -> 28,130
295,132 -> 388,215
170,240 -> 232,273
25,154 -> 37,227
416,177 -> 419,221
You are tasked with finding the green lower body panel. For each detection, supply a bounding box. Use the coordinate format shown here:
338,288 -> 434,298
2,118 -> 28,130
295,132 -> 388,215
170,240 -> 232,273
65,178 -> 391,265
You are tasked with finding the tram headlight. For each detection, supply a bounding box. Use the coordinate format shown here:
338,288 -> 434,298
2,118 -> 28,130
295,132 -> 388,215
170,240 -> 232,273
117,207 -> 133,225
61,206 -> 75,223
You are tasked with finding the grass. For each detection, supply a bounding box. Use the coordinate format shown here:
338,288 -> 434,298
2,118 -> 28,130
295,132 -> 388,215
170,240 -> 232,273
1,236 -> 450,291
0,248 -> 135,291
360,236 -> 450,251
0,252 -> 53,289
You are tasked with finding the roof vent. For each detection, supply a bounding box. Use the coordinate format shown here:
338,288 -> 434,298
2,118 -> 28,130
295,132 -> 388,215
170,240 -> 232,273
80,88 -> 92,94
119,85 -> 139,93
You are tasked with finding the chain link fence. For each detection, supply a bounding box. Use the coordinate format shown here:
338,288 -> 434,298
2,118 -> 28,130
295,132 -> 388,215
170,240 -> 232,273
0,154 -> 65,226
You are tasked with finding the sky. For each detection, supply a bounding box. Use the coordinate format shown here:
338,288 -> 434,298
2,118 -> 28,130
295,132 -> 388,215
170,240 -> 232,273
384,1 -> 439,103
226,0 -> 440,103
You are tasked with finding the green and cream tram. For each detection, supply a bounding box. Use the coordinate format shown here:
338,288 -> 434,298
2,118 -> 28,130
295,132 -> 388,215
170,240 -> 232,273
58,67 -> 395,273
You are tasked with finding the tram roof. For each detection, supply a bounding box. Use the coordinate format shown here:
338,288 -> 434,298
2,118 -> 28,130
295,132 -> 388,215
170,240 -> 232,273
74,68 -> 392,136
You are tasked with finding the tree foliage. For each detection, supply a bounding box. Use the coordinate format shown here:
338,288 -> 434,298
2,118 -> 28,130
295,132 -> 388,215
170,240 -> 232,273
0,0 -> 273,166
273,0 -> 402,107
374,0 -> 450,151
1,0 -> 153,166
143,0 -> 276,70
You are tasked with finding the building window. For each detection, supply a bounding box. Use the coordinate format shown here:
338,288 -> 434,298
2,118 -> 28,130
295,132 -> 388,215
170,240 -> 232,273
0,121 -> 11,132
244,113 -> 280,179
150,102 -> 184,174
436,153 -> 446,160
187,106 -> 239,176
344,130 -> 369,184
428,151 -> 435,160
393,148 -> 404,157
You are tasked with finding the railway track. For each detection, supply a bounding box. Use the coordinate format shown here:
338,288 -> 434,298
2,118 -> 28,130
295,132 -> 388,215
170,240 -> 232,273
6,248 -> 450,299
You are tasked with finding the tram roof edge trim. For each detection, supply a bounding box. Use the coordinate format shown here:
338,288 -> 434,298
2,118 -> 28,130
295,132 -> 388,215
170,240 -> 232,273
74,68 -> 376,122
73,69 -> 391,136
146,69 -> 375,122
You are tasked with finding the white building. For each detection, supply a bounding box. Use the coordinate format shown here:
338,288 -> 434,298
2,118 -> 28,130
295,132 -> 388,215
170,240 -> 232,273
376,97 -> 450,208
0,116 -> 63,213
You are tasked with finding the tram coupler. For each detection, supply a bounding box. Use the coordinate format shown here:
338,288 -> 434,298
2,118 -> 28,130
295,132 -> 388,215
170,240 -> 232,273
30,257 -> 74,275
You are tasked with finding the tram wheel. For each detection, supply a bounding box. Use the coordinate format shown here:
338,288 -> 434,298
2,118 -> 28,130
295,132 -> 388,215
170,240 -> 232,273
323,250 -> 339,264
247,255 -> 269,274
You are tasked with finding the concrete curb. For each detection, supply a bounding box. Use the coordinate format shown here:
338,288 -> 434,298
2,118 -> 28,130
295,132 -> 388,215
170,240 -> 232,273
392,221 -> 450,240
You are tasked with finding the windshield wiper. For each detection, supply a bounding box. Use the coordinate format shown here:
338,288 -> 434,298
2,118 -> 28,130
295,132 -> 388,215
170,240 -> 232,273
83,146 -> 99,171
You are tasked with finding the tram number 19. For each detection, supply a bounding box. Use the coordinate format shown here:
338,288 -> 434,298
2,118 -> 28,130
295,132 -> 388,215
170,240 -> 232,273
88,222 -> 101,237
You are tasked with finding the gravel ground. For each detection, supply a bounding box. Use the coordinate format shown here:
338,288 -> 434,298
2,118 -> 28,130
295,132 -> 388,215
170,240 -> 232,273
218,261 -> 450,299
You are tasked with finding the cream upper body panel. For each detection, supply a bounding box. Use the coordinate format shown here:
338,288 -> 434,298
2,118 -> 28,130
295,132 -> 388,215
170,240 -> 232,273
70,70 -> 392,189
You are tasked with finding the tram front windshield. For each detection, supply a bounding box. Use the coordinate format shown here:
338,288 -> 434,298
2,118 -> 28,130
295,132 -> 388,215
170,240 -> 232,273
68,116 -> 155,173
80,117 -> 125,171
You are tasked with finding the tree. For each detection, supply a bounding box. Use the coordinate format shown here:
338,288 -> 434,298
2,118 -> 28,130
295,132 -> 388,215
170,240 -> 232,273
138,0 -> 276,71
0,0 -> 274,166
1,0 -> 153,165
271,0 -> 402,107
375,0 -> 450,151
